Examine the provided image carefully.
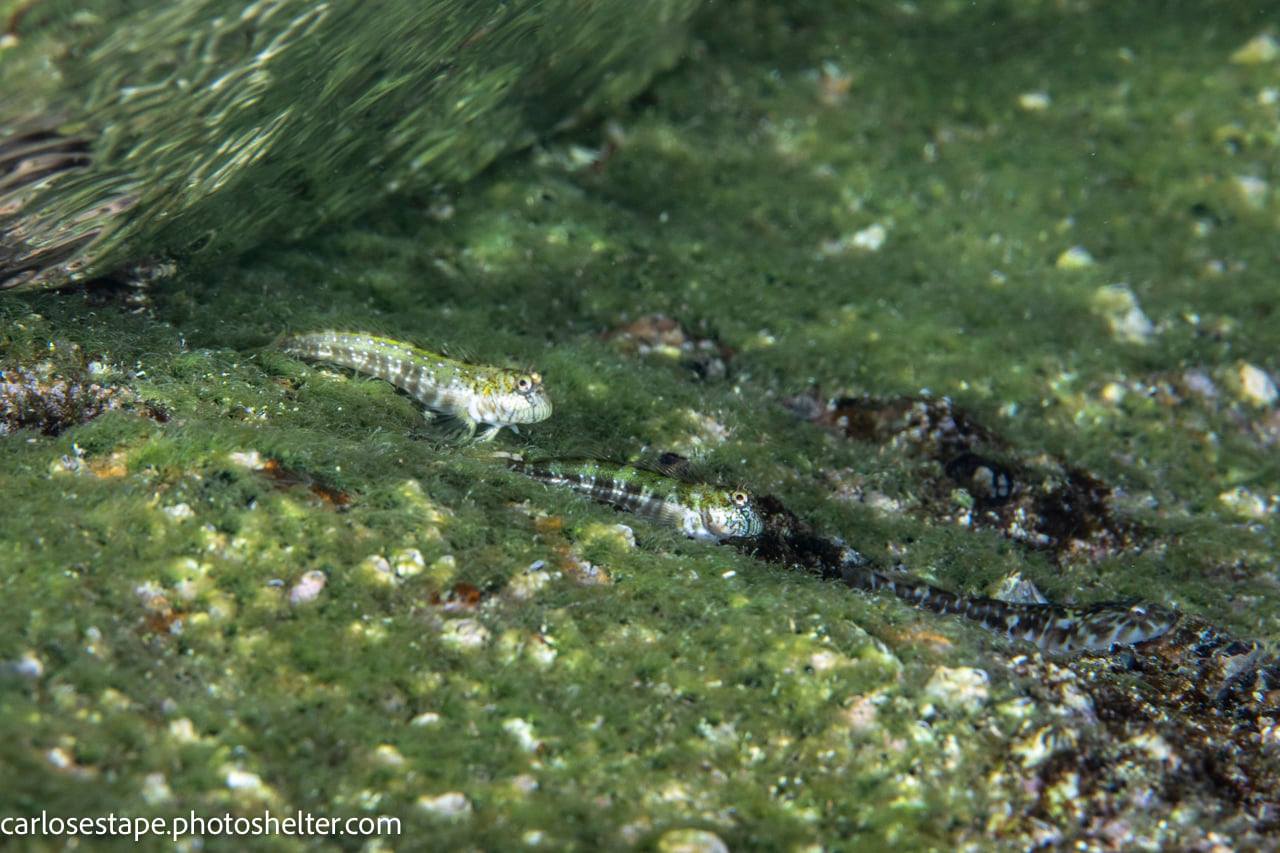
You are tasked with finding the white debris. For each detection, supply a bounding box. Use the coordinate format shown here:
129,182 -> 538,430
993,572 -> 1049,605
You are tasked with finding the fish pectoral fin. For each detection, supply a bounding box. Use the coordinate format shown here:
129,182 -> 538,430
654,500 -> 693,532
425,412 -> 478,442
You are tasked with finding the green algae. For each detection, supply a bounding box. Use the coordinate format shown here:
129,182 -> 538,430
3,0 -> 1280,848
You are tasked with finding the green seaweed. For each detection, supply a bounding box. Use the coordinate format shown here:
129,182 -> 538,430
2,0 -> 1280,848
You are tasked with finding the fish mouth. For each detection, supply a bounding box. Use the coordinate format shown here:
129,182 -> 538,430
518,396 -> 553,423
485,395 -> 552,425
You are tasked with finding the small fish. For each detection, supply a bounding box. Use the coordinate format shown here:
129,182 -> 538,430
508,458 -> 764,541
843,560 -> 1176,654
281,331 -> 551,441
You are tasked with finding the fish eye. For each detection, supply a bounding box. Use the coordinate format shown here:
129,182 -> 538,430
517,376 -> 533,392
732,491 -> 749,506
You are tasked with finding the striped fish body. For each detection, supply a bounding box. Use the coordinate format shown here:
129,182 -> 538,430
508,459 -> 763,541
848,567 -> 1175,654
282,332 -> 551,441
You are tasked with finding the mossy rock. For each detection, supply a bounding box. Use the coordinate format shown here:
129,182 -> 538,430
0,0 -> 698,290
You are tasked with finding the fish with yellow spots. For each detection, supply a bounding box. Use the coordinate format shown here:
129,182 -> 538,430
281,331 -> 551,442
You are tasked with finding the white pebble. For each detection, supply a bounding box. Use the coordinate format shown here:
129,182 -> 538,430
289,570 -> 327,606
1234,175 -> 1269,209
1237,362 -> 1278,406
924,666 -> 990,713
1055,245 -> 1094,269
360,554 -> 396,585
228,450 -> 264,469
440,618 -> 490,650
503,718 -> 542,753
1232,33 -> 1279,64
168,718 -> 199,743
1018,91 -> 1051,111
225,768 -> 265,791
1219,486 -> 1272,519
141,772 -> 173,806
392,548 -> 426,578
162,503 -> 194,521
656,828 -> 730,853
1091,284 -> 1154,344
416,792 -> 472,818
12,651 -> 43,678
373,744 -> 406,768
611,524 -> 636,549
851,223 -> 887,252
1182,369 -> 1218,399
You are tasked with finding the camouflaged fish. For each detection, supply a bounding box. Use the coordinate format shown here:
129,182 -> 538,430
282,332 -> 551,441
839,555 -> 1176,654
508,458 -> 764,541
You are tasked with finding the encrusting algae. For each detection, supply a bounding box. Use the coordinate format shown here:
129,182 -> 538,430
3,0 -> 1280,847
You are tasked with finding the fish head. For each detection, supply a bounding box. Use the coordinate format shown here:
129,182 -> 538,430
700,488 -> 764,540
481,370 -> 553,425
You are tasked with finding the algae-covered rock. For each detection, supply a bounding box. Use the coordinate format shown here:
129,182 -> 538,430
0,0 -> 698,290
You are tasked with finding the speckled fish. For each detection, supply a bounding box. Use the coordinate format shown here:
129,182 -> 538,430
841,559 -> 1176,654
282,332 -> 551,441
508,458 -> 764,541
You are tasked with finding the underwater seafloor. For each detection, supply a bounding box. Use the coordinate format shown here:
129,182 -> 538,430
3,1 -> 1280,849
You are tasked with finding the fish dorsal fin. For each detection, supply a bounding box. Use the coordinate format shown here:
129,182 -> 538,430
436,340 -> 477,364
652,451 -> 698,481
